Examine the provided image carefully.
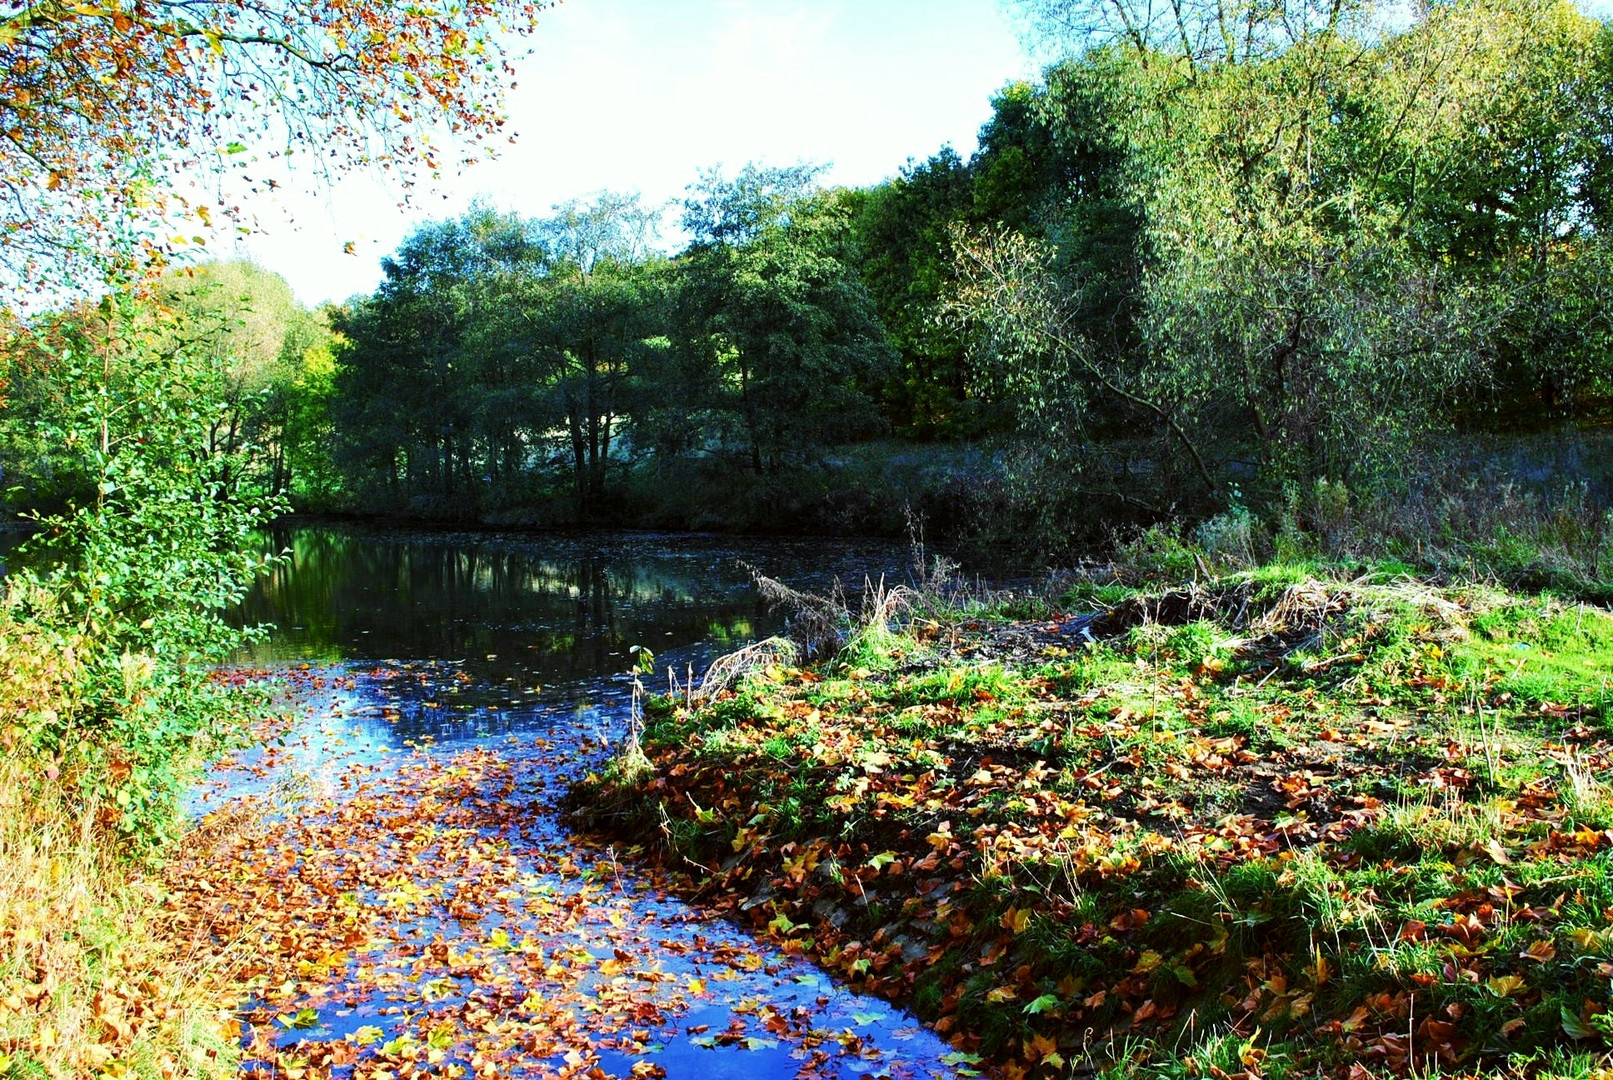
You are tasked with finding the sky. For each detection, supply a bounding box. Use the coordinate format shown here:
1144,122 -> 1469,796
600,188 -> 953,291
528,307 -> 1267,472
222,0 -> 1039,307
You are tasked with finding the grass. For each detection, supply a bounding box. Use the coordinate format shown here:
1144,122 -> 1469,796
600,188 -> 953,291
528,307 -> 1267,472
0,763 -> 241,1080
571,560 -> 1613,1080
0,612 -> 242,1080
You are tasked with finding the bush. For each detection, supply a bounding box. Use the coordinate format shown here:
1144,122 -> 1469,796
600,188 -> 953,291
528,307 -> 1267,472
1,291 -> 280,847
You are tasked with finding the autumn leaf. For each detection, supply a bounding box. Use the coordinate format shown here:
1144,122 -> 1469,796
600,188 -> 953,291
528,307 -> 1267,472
1487,975 -> 1526,998
1521,939 -> 1558,963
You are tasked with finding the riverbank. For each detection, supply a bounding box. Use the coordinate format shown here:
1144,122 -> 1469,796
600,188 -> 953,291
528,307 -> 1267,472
0,613 -> 242,1080
284,426 -> 1613,577
571,561 -> 1613,1078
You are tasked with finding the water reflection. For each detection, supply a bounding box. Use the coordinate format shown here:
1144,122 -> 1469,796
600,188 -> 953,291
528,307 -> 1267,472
235,526 -> 906,691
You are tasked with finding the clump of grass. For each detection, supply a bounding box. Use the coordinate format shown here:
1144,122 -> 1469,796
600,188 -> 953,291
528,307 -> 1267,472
0,762 -> 240,1080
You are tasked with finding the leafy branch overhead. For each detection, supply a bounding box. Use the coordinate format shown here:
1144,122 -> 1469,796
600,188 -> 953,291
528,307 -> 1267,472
0,0 -> 550,286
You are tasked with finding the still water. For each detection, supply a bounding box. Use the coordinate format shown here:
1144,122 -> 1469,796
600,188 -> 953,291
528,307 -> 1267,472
236,525 -> 911,683
202,525 -> 970,1080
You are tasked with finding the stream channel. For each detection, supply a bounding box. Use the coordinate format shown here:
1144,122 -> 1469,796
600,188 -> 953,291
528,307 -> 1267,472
198,525 -> 973,1080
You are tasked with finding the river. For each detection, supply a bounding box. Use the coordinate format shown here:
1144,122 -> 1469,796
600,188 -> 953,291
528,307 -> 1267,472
193,525 -> 972,1079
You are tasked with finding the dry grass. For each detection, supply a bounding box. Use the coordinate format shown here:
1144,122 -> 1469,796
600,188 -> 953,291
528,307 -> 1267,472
0,763 -> 243,1080
697,636 -> 800,700
0,603 -> 243,1080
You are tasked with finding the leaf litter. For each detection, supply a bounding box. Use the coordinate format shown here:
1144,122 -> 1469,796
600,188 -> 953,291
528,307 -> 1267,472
571,577 -> 1613,1078
168,662 -> 971,1080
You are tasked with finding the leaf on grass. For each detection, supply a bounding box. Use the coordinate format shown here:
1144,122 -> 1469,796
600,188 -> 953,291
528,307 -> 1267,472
1023,994 -> 1060,1015
1563,1004 -> 1598,1040
1487,975 -> 1526,998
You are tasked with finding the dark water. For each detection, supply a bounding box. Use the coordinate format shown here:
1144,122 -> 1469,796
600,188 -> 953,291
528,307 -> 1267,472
198,525 -> 970,1080
237,526 -> 908,680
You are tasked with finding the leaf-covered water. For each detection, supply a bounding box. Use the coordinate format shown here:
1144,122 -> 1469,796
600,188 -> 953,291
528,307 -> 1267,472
180,526 -> 971,1079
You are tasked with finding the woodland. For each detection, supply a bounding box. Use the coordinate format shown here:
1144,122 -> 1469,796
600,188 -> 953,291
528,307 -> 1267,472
7,0 -> 1612,572
2,0 -> 1613,1077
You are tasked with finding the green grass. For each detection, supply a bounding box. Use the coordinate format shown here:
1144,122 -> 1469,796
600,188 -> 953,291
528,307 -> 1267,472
1452,599 -> 1613,709
573,564 -> 1613,1079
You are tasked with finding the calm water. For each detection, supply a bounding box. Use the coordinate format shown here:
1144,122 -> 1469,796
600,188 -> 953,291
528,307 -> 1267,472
238,526 -> 909,674
198,525 -> 970,1080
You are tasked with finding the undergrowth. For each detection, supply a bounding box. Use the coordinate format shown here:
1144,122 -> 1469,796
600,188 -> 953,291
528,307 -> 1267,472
574,550 -> 1613,1080
0,611 -> 243,1080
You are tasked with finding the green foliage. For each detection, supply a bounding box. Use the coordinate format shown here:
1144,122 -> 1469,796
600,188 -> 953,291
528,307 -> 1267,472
938,0 -> 1613,558
669,170 -> 895,473
284,2 -> 1613,566
332,206 -> 544,513
152,260 -> 338,501
850,148 -> 982,437
1,290 -> 281,846
468,194 -> 668,516
330,179 -> 891,518
3,260 -> 337,511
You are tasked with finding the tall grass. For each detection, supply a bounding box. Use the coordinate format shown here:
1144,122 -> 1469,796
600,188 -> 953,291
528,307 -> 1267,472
0,612 -> 240,1080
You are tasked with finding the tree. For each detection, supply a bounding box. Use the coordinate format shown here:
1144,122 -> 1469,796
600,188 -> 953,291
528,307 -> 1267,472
472,192 -> 666,515
334,197 -> 668,518
0,0 -> 548,847
673,169 -> 893,474
852,148 -> 979,436
976,0 -> 1613,513
0,0 -> 548,288
333,208 -> 539,506
1011,0 -> 1369,67
0,292 -> 284,843
152,259 -> 334,494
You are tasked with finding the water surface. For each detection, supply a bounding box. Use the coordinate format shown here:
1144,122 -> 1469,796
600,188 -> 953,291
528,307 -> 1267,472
198,525 -> 971,1080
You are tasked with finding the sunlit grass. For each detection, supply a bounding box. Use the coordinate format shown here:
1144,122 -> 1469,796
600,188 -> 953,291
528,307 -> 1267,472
577,561 -> 1613,1077
0,761 -> 240,1080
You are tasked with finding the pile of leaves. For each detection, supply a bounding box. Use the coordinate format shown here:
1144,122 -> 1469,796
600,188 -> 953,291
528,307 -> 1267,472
571,570 -> 1613,1079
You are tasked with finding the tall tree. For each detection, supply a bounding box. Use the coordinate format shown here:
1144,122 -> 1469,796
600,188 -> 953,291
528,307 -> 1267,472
972,0 -> 1613,510
474,192 -> 666,515
333,208 -> 538,504
674,168 -> 894,474
852,148 -> 980,436
153,259 -> 332,494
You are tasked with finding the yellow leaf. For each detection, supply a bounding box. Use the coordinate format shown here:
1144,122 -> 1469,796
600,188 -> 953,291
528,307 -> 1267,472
1132,950 -> 1164,974
1521,939 -> 1557,962
1487,975 -> 1526,998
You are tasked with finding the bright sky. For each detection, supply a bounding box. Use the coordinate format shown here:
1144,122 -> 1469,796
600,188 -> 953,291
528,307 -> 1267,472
224,0 -> 1038,307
